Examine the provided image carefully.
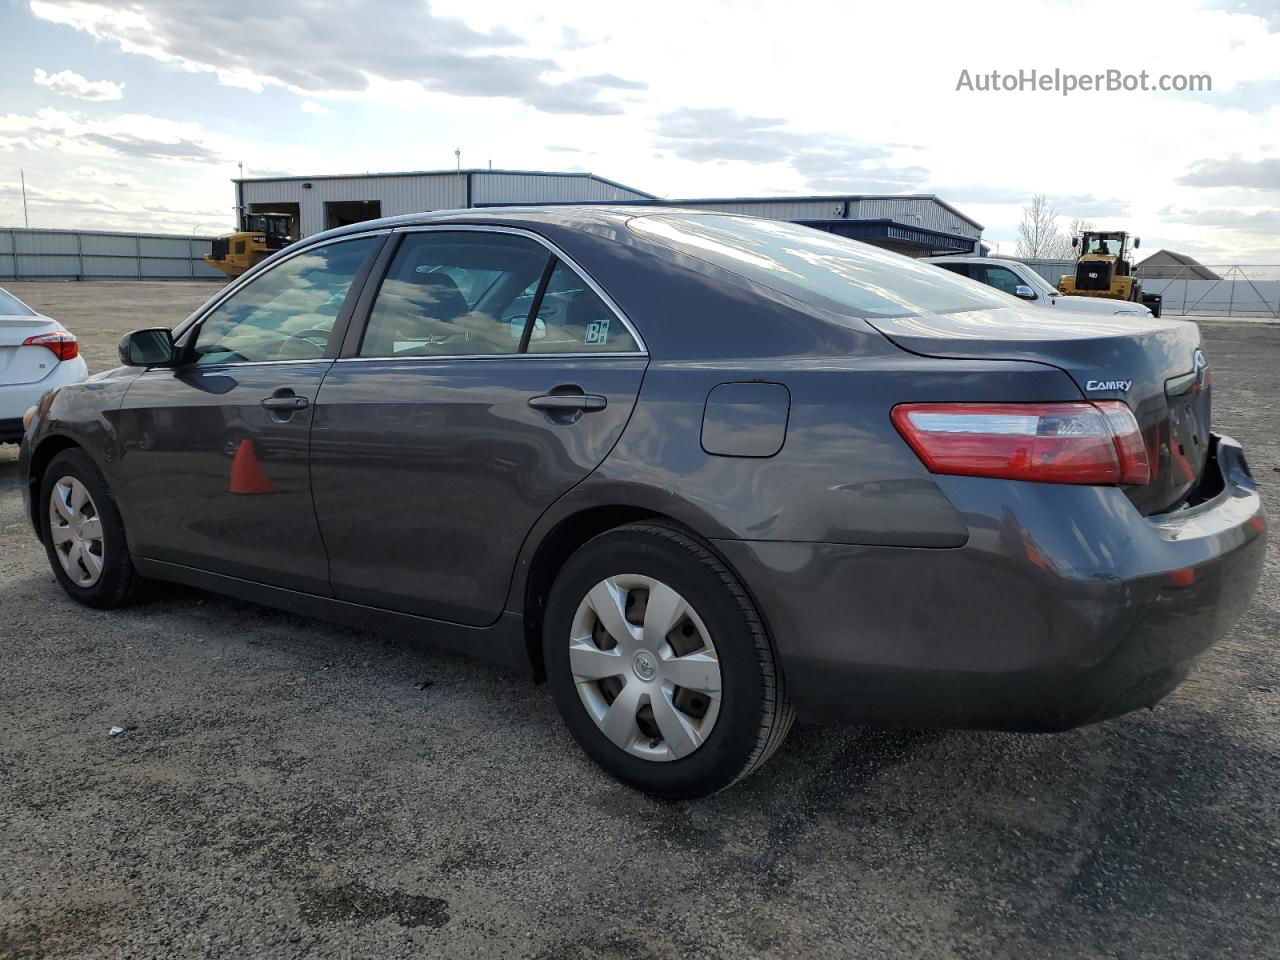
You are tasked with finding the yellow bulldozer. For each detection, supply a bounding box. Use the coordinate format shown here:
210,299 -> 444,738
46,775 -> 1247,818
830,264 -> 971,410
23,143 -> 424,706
1058,230 -> 1162,316
203,212 -> 294,280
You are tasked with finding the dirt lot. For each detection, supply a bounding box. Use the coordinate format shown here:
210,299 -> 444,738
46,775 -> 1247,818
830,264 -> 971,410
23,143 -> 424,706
1,282 -> 1277,959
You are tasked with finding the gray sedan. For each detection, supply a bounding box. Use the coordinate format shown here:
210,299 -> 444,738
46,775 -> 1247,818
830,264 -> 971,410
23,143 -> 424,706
19,208 -> 1266,798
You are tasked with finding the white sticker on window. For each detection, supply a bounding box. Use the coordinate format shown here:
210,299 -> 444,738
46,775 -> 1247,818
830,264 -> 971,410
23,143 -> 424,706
584,317 -> 609,345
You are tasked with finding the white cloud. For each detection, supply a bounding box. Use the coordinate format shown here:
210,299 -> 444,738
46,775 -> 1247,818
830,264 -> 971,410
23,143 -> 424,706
300,100 -> 332,115
29,0 -> 646,116
72,164 -> 140,188
13,0 -> 1280,258
1177,156 -> 1280,189
0,108 -> 226,163
33,67 -> 124,101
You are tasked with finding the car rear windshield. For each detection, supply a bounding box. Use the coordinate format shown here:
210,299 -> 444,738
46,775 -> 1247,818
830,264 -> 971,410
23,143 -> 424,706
627,214 -> 1003,318
0,288 -> 35,316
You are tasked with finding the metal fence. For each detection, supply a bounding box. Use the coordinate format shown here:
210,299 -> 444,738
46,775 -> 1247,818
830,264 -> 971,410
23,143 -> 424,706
1018,258 -> 1280,318
1132,265 -> 1280,319
0,227 -> 224,281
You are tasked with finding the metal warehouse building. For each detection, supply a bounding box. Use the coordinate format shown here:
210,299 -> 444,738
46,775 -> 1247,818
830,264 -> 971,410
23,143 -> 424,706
235,169 -> 656,241
236,169 -> 983,258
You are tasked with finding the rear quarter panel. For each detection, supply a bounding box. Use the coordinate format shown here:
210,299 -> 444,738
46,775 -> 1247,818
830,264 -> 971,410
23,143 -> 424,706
506,351 -> 1088,611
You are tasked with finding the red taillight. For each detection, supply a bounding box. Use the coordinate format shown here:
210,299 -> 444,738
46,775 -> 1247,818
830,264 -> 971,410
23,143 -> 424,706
891,401 -> 1151,486
23,330 -> 79,362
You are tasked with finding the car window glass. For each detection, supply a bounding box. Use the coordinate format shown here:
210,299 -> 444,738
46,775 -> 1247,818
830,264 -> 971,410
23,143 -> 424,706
936,263 -> 971,278
192,236 -> 378,365
427,265 -> 505,307
359,233 -> 550,358
980,265 -> 1024,295
0,288 -> 35,316
527,262 -> 639,354
629,215 -> 1003,318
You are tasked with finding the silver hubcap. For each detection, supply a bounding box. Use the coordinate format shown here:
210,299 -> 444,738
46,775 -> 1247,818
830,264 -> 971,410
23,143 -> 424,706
570,574 -> 722,762
49,476 -> 105,588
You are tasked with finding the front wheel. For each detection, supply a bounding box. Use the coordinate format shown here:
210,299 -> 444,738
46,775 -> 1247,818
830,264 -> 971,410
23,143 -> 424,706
543,522 -> 794,799
40,448 -> 141,609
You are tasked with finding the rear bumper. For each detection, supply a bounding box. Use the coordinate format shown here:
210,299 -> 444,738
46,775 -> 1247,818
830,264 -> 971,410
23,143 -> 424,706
717,434 -> 1266,730
0,417 -> 23,443
0,357 -> 88,441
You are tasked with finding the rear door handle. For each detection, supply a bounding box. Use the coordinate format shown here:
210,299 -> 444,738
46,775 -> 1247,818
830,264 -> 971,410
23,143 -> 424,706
528,394 -> 607,413
261,395 -> 309,411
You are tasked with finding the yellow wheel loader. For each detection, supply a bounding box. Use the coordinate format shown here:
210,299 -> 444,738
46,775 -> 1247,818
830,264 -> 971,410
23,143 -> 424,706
1058,231 -> 1162,316
203,213 -> 294,280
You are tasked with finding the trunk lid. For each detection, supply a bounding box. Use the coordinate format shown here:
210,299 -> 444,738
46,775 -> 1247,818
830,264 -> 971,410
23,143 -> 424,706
0,315 -> 62,386
867,306 -> 1211,515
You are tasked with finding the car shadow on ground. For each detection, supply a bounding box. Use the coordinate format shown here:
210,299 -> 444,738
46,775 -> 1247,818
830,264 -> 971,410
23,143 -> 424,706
4,554 -> 1274,958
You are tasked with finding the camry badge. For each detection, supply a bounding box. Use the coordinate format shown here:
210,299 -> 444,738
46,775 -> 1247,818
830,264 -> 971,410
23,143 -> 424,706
1085,379 -> 1133,392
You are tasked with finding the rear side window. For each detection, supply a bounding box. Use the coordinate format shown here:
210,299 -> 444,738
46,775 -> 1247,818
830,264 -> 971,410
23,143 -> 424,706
360,233 -> 550,357
628,215 -> 1003,318
0,288 -> 35,316
527,262 -> 640,354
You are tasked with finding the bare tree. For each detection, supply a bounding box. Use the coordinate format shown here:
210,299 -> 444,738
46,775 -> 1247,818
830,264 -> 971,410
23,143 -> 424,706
1016,194 -> 1064,258
1049,218 -> 1094,260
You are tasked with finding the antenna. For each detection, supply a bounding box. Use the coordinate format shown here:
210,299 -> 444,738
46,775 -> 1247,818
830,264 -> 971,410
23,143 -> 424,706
20,168 -> 30,228
238,160 -> 244,179
455,148 -> 461,173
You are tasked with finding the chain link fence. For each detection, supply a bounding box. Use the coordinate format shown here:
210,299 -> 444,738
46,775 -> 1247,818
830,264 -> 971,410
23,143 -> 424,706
1018,259 -> 1280,319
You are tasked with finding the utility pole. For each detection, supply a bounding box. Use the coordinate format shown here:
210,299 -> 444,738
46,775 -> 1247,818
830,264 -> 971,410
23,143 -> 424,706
238,160 -> 244,179
455,148 -> 461,173
20,168 -> 30,228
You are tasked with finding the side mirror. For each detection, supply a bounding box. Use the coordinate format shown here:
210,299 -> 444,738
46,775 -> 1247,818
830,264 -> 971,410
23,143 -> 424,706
119,328 -> 176,367
1071,237 -> 1079,248
1014,284 -> 1038,301
1133,237 -> 1141,249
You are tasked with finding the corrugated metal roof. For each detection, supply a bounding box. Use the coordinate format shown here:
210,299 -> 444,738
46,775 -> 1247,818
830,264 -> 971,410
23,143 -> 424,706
236,168 -> 656,199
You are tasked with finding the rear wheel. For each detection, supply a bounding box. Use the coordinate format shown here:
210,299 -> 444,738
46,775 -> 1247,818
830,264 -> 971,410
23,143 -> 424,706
543,522 -> 794,799
40,449 -> 140,609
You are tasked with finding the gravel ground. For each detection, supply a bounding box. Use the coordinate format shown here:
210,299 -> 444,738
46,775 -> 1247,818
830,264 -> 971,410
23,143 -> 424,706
1,282 -> 1277,959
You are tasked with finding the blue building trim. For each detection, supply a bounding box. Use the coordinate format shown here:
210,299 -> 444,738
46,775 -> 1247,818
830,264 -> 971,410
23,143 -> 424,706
794,218 -> 977,254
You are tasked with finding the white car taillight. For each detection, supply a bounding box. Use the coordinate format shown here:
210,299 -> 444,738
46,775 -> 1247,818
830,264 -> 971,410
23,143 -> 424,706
23,330 -> 79,362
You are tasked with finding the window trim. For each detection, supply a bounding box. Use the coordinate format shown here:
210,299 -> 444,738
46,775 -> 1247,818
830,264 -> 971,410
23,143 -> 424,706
341,224 -> 647,361
172,229 -> 392,358
518,256 -> 559,354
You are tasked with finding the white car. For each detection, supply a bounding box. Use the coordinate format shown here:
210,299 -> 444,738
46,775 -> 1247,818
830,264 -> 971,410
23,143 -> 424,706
926,256 -> 1153,317
1,287 -> 88,443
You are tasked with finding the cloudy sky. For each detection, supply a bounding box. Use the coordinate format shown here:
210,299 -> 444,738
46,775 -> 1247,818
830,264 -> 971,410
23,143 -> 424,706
1,0 -> 1278,260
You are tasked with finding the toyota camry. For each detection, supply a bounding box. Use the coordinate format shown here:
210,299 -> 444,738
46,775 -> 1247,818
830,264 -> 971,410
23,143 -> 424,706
19,208 -> 1266,798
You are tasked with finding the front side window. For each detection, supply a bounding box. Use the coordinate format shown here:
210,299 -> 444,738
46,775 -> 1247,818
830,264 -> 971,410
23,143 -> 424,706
192,236 -> 379,365
979,265 -> 1025,296
359,233 -> 550,358
629,214 -> 1003,318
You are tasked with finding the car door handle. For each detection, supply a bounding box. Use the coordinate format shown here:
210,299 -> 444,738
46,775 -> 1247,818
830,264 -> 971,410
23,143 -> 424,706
261,395 -> 309,411
528,393 -> 607,413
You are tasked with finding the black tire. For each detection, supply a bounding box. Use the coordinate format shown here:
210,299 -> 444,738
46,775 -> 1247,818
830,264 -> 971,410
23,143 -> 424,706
543,522 -> 794,799
39,448 -> 141,609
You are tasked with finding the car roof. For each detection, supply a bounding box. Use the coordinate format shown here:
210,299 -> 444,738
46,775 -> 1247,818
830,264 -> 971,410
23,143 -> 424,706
924,256 -> 1026,266
308,204 -> 731,245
